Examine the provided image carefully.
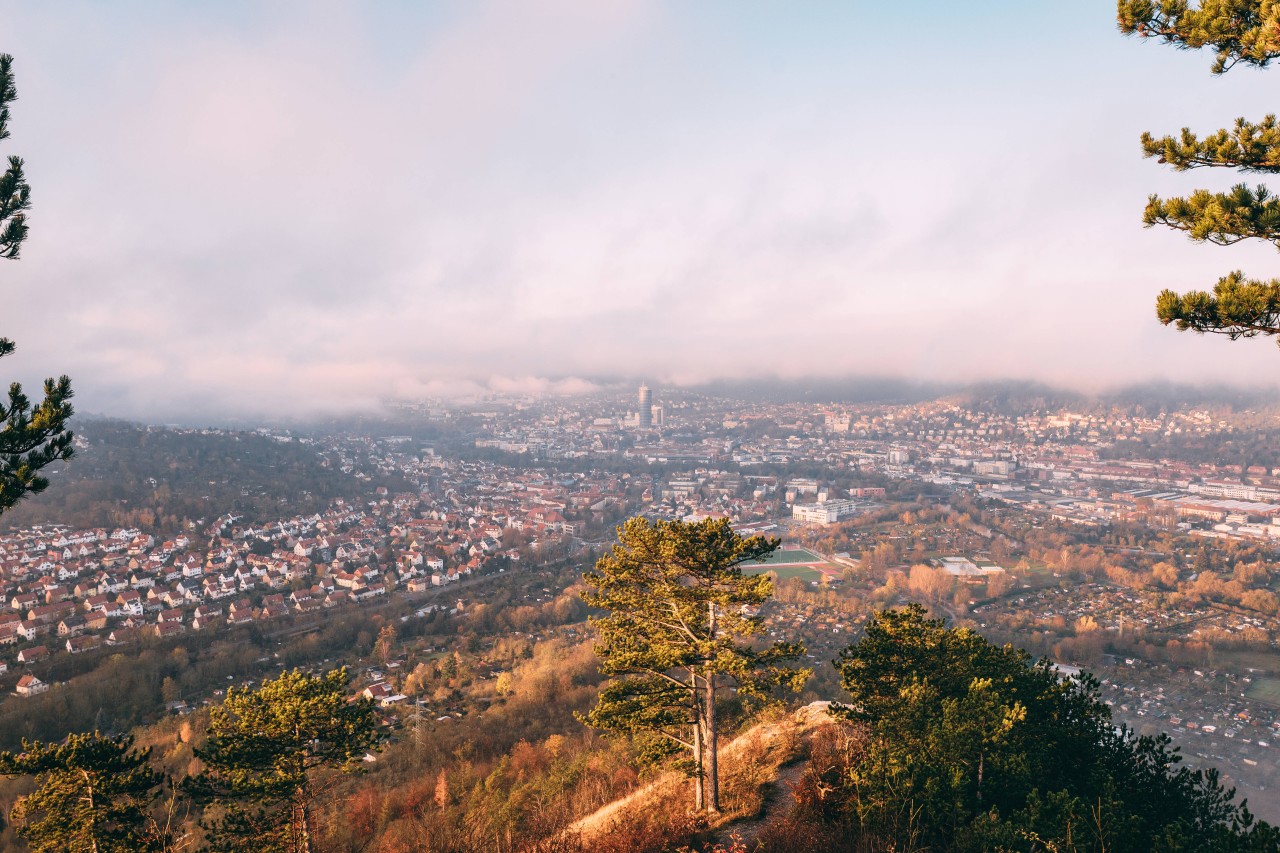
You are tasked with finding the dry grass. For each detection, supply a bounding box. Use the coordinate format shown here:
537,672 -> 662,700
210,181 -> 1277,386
564,702 -> 832,850
718,715 -> 807,823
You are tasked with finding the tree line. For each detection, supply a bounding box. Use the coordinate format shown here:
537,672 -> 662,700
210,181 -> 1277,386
0,668 -> 379,853
0,419 -> 371,534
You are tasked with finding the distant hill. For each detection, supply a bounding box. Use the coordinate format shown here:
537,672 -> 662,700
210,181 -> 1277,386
689,376 -> 956,405
0,419 -> 370,534
686,376 -> 1280,415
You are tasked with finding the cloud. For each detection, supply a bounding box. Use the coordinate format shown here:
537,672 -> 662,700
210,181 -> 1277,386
391,374 -> 602,402
2,0 -> 1280,421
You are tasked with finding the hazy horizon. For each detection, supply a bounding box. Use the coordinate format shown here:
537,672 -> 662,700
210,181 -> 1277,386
56,374 -> 1280,432
6,0 -> 1280,420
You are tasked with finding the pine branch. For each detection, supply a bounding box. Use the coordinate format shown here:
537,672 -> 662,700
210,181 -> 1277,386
0,52 -> 28,260
1118,0 -> 1280,74
1142,115 -> 1280,172
1144,183 -> 1280,246
1156,269 -> 1280,338
0,155 -> 30,259
0,349 -> 75,514
0,54 -> 14,142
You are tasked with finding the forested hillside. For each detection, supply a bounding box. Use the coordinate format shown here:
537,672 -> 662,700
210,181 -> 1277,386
0,420 -> 370,534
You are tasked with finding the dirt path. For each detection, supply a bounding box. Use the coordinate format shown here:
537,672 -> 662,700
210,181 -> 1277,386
713,756 -> 809,848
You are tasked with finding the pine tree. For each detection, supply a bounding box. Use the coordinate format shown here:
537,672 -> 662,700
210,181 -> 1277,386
0,54 -> 30,260
579,517 -> 808,813
1119,2 -> 1280,341
0,732 -> 165,853
188,667 -> 380,853
831,605 -> 1280,850
0,53 -> 74,517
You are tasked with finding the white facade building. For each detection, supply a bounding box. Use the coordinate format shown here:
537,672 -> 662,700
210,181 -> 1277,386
793,499 -> 862,525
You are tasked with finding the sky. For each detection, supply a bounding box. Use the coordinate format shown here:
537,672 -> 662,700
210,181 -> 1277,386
3,0 -> 1280,420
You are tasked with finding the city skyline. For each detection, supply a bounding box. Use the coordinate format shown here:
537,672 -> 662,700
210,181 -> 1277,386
5,1 -> 1280,421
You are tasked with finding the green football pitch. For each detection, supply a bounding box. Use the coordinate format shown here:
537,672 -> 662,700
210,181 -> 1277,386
1246,677 -> 1280,708
746,547 -> 823,566
742,547 -> 828,582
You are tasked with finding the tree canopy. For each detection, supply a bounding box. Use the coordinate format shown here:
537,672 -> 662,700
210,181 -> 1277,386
0,52 -> 74,519
189,667 -> 380,853
580,516 -> 808,813
1118,1 -> 1280,73
0,732 -> 165,853
827,605 -> 1278,851
1119,1 -> 1280,342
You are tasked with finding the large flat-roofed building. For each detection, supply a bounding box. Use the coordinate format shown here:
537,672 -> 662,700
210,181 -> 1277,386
786,478 -> 821,496
974,459 -> 1015,477
793,499 -> 862,525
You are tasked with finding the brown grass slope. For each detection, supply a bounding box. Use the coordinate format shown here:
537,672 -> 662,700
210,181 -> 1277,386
563,701 -> 837,850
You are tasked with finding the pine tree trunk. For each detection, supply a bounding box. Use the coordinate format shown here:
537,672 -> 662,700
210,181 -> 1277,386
693,703 -> 705,812
690,668 -> 705,810
704,668 -> 719,814
705,601 -> 720,814
82,768 -> 100,853
294,791 -> 312,853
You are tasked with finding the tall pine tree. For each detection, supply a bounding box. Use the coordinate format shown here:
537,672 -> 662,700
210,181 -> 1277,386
0,53 -> 74,517
188,668 -> 380,853
580,517 -> 808,813
0,732 -> 166,853
1119,2 -> 1280,341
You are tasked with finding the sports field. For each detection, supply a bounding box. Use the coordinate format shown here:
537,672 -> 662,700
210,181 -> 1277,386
742,546 -> 838,582
751,564 -> 823,581
748,547 -> 825,565
1246,677 -> 1280,708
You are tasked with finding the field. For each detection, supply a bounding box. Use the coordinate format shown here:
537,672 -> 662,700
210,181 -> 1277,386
1246,677 -> 1280,708
751,547 -> 825,565
751,564 -> 824,582
742,546 -> 837,583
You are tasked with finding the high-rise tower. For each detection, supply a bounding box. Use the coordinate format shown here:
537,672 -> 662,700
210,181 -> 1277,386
638,384 -> 653,429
